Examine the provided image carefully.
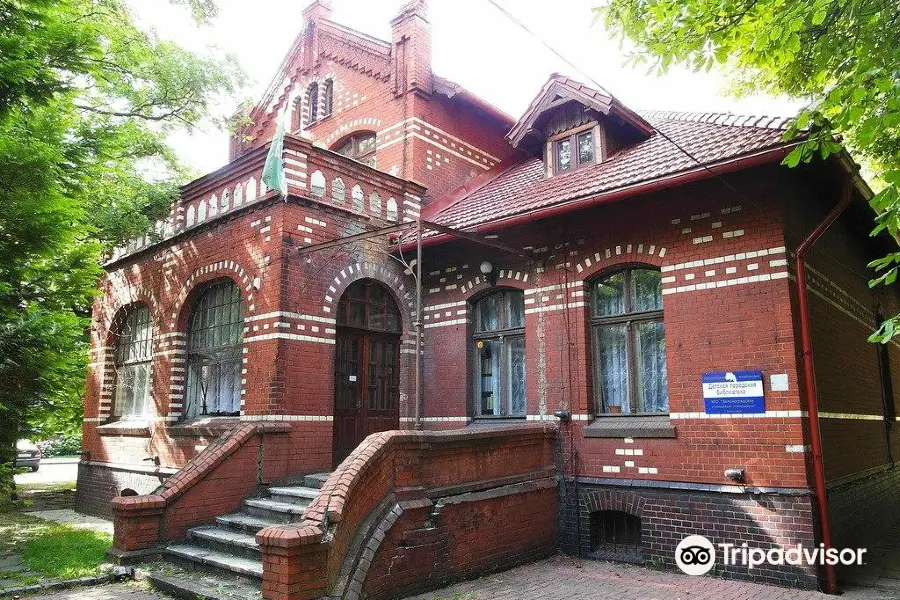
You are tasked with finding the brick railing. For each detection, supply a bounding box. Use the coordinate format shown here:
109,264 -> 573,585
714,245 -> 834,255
257,424 -> 558,600
110,422 -> 290,559
105,135 -> 426,265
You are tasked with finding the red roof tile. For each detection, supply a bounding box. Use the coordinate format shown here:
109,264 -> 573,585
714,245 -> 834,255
426,110 -> 795,233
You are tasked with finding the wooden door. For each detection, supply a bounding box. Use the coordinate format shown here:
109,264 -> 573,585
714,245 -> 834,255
333,330 -> 400,467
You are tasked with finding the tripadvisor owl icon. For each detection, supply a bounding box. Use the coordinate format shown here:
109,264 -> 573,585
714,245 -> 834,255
675,535 -> 716,575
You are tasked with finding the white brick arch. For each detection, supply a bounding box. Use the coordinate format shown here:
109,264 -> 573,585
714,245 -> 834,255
573,242 -> 668,280
458,269 -> 530,298
321,117 -> 384,148
170,260 -> 257,331
322,261 -> 415,333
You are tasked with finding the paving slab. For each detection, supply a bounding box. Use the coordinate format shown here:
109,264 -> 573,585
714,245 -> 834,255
23,509 -> 114,535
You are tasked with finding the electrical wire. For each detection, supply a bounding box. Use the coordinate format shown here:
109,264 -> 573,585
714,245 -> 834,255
483,0 -> 875,287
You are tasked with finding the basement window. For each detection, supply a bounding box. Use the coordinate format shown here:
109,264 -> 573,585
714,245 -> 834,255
589,511 -> 642,563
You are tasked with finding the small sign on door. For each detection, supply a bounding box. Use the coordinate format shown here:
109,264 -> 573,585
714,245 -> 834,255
348,375 -> 357,382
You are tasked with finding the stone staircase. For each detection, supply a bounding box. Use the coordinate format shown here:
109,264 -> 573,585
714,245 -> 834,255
139,472 -> 330,599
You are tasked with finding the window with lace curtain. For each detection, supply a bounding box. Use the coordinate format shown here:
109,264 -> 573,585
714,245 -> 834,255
185,280 -> 244,418
590,268 -> 668,415
113,306 -> 153,419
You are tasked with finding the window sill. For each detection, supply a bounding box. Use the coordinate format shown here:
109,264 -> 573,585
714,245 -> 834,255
468,418 -> 528,429
97,421 -> 152,437
583,415 -> 676,439
166,416 -> 241,438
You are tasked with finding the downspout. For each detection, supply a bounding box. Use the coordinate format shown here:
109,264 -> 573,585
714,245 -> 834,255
795,179 -> 852,595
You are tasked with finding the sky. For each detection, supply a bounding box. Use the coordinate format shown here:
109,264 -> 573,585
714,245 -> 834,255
130,0 -> 802,175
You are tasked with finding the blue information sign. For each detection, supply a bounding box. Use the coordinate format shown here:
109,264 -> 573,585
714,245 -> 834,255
702,370 -> 765,414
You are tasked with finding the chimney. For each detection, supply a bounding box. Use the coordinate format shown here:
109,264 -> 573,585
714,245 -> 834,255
301,1 -> 333,71
390,0 -> 432,96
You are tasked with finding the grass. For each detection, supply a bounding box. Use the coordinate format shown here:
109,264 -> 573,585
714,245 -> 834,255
16,480 -> 77,494
0,512 -> 111,580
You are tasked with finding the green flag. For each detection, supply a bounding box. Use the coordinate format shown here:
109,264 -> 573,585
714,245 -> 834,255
262,111 -> 288,197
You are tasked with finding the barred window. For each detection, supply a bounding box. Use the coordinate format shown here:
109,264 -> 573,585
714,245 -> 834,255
590,268 -> 668,415
473,290 -> 526,418
113,306 -> 153,419
185,280 -> 244,418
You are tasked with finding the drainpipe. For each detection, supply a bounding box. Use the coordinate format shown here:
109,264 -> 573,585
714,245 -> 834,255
795,178 -> 853,595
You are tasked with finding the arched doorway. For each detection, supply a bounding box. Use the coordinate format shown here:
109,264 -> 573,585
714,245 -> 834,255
333,279 -> 402,466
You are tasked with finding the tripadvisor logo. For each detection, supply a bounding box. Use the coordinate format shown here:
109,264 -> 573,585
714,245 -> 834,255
675,535 -> 867,575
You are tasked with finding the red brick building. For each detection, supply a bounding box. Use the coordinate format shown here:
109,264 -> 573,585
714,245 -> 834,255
77,1 -> 900,595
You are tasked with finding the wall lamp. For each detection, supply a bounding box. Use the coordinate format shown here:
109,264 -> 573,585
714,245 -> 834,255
480,261 -> 497,286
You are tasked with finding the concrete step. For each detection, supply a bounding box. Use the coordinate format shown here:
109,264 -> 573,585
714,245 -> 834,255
188,525 -> 260,558
166,544 -> 263,579
303,472 -> 331,489
243,498 -> 309,522
215,512 -> 277,535
137,560 -> 261,600
267,486 -> 319,504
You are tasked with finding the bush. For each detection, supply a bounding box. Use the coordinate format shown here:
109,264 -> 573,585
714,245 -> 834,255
37,436 -> 82,458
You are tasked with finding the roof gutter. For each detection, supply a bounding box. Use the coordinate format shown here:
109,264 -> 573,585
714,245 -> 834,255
407,143 -> 799,252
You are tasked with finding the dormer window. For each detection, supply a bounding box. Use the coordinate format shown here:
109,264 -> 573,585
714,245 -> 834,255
552,126 -> 597,175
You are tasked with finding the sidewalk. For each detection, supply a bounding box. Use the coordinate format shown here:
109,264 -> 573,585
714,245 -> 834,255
406,555 -> 892,600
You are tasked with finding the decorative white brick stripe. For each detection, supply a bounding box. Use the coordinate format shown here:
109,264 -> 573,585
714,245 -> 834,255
785,445 -> 811,453
423,300 -> 467,312
524,301 -> 585,315
245,311 -> 336,324
424,318 -> 469,329
662,247 -> 786,273
662,272 -> 788,295
615,448 -> 644,456
239,414 -> 333,422
524,281 -> 582,295
527,413 -> 590,421
244,332 -> 335,345
669,410 -> 805,419
399,416 -> 472,423
818,412 -> 884,421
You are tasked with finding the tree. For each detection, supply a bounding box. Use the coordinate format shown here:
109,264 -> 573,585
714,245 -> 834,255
596,0 -> 900,342
0,0 -> 243,503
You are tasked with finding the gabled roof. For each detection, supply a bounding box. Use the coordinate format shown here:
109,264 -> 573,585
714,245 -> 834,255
425,109 -> 798,235
507,74 -> 655,148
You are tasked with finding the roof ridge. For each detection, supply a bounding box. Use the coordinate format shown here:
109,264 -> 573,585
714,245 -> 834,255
638,109 -> 795,130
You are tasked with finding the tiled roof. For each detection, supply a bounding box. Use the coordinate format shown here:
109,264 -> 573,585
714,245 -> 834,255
427,109 -> 796,232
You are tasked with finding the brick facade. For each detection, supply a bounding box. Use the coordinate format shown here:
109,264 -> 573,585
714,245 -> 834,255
81,0 -> 900,595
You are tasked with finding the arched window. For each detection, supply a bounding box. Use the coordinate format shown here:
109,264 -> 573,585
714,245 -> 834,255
473,290 -> 526,418
351,185 -> 364,212
293,96 -> 304,131
386,197 -> 398,222
369,191 -> 382,215
333,132 -> 376,168
246,177 -> 257,201
323,79 -> 334,117
233,183 -> 243,207
590,267 -> 667,415
307,82 -> 319,125
310,170 -> 326,197
185,280 -> 244,418
186,205 -> 196,227
113,306 -> 153,419
336,280 -> 402,333
332,178 -> 346,203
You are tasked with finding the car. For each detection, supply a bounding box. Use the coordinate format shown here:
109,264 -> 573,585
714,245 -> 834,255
13,440 -> 41,472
